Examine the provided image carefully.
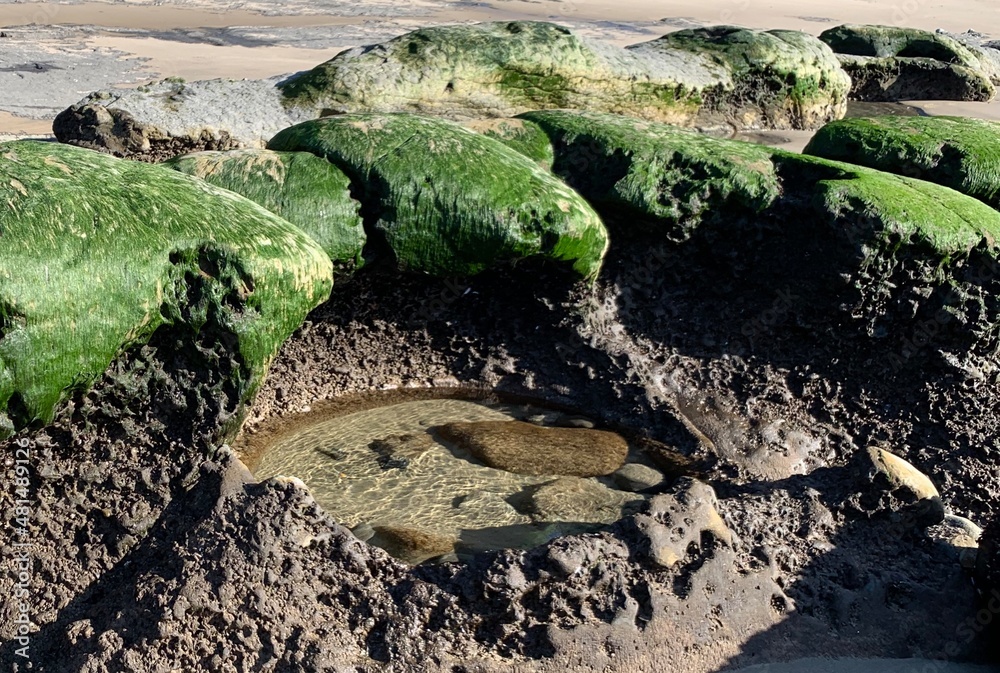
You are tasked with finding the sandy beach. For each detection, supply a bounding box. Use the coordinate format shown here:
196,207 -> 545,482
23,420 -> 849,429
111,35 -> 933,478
3,0 -> 1000,139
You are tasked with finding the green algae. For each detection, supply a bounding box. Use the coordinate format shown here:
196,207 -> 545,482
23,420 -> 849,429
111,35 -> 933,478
803,115 -> 1000,210
165,149 -> 366,269
0,141 -> 332,439
267,113 -> 609,279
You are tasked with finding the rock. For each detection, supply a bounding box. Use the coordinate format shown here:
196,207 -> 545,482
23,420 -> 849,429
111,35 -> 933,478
349,522 -> 375,542
866,447 -> 945,528
528,477 -> 644,523
976,513 -> 1000,598
834,54 -> 994,102
803,115 -> 1000,210
612,463 -> 666,492
279,21 -> 848,131
511,109 -> 781,240
553,415 -> 595,429
0,141 -> 332,439
629,26 -> 851,130
463,118 -> 555,170
54,77 -> 313,161
630,477 -> 731,569
267,114 -> 608,278
367,525 -> 457,565
939,514 -> 982,569
819,25 -> 998,101
369,433 -> 436,470
164,149 -> 366,269
436,421 -> 629,477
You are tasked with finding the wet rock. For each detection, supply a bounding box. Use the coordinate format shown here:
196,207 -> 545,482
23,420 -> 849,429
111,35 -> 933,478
436,420 -> 629,476
165,149 -> 366,269
804,115 -> 1000,210
867,447 -> 945,528
280,21 -> 848,130
528,477 -> 644,523
349,522 -> 375,543
0,141 -> 332,439
629,477 -> 731,569
369,433 -> 435,470
267,114 -> 608,279
612,463 -> 666,492
553,415 -> 596,429
819,24 -> 998,101
367,525 -> 457,565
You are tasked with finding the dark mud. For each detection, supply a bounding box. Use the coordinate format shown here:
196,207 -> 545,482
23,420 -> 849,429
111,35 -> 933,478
1,219 -> 998,670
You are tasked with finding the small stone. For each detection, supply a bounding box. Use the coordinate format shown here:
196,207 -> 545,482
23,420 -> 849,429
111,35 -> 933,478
554,416 -> 595,429
529,477 -> 644,524
436,421 -> 629,476
368,526 -> 457,566
350,522 -> 375,542
612,463 -> 666,492
867,447 -> 945,528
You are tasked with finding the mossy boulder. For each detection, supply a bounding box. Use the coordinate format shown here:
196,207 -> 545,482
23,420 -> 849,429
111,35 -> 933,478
819,25 -> 998,101
630,26 -> 851,129
462,118 -> 555,170
164,149 -> 366,269
0,141 -> 333,439
512,109 -> 781,240
803,115 -> 1000,210
279,21 -> 848,131
267,113 -> 608,278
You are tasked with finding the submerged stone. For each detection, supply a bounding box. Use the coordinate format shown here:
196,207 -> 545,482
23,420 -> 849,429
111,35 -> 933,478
803,115 -> 1000,210
267,113 -> 609,278
528,477 -> 643,523
165,149 -> 366,270
0,141 -> 332,439
279,21 -> 848,131
435,420 -> 629,477
367,525 -> 457,565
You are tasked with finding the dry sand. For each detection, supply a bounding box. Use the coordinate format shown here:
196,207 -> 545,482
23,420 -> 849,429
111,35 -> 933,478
3,0 -> 1000,137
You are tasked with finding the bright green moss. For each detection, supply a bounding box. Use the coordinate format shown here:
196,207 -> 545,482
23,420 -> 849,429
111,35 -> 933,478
0,142 -> 333,438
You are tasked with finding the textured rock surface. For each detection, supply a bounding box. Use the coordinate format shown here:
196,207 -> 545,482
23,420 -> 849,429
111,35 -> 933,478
803,115 -> 1000,210
978,514 -> 1000,599
866,447 -> 945,528
819,24 -> 999,101
267,113 -> 609,278
836,54 -> 994,102
436,421 -> 629,476
527,477 -> 643,523
280,22 -> 847,131
0,141 -> 332,439
54,77 -> 315,161
165,149 -> 366,269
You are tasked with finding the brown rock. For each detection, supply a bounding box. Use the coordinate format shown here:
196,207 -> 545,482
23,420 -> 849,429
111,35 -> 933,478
367,526 -> 456,565
529,477 -> 643,524
436,421 -> 628,476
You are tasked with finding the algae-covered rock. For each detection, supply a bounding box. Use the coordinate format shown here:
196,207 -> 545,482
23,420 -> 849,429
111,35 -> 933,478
267,113 -> 608,278
803,115 -> 1000,210
514,109 -> 781,239
462,118 -> 555,170
836,54 -> 994,102
279,21 -> 848,131
0,141 -> 332,439
819,25 -> 998,101
436,421 -> 629,477
165,149 -> 366,269
630,26 -> 851,129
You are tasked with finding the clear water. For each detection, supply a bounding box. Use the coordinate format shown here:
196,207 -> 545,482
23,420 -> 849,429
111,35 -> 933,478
252,397 -> 656,563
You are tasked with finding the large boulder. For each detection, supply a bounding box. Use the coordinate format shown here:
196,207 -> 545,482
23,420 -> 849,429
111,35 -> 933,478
510,109 -> 781,240
164,149 -> 366,270
53,77 -> 314,162
803,115 -> 1000,210
266,113 -> 609,278
819,25 -> 999,101
279,22 -> 848,131
0,141 -> 333,439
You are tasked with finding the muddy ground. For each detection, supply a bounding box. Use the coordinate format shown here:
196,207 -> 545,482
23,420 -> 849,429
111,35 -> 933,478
1,217 -> 999,671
